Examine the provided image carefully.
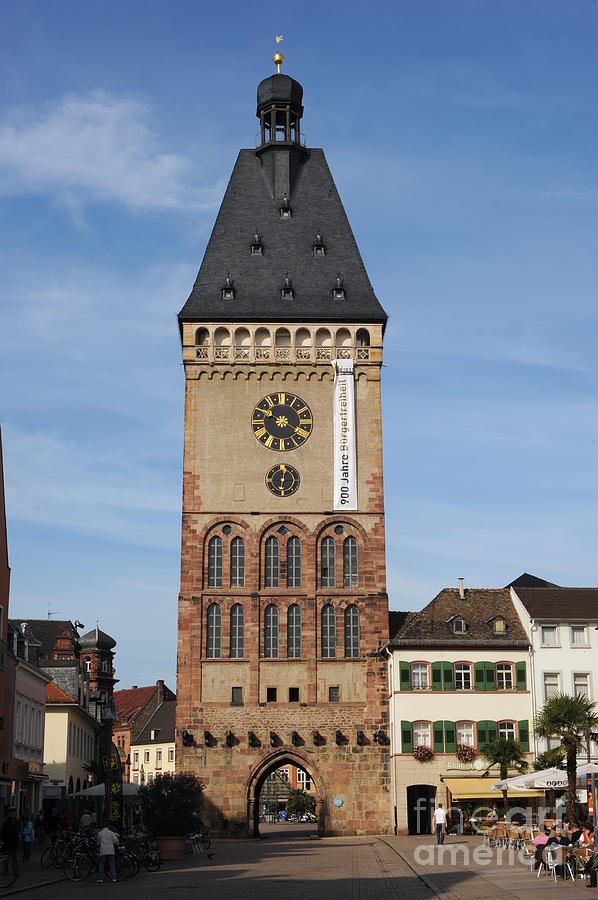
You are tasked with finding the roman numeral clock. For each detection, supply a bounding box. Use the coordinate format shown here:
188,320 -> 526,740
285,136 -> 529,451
251,391 -> 312,497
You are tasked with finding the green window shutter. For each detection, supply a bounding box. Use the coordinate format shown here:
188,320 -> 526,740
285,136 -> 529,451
431,661 -> 442,691
518,720 -> 530,752
399,661 -> 411,689
401,721 -> 413,753
442,662 -> 454,690
444,721 -> 457,753
433,721 -> 445,753
487,721 -> 498,743
477,721 -> 488,746
515,661 -> 527,691
474,662 -> 486,691
485,662 -> 496,690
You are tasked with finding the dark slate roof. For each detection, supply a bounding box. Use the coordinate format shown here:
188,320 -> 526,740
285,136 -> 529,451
513,587 -> 598,620
134,701 -> 176,745
505,572 -> 560,588
389,610 -> 416,640
388,588 -> 528,647
11,619 -> 80,658
179,148 -> 387,326
80,626 -> 116,651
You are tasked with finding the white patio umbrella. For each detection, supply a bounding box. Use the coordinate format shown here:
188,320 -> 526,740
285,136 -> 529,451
491,770 -> 540,792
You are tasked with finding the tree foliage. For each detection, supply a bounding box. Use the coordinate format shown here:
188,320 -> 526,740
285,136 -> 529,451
481,738 -> 528,812
286,788 -> 315,817
533,692 -> 598,814
138,772 -> 204,837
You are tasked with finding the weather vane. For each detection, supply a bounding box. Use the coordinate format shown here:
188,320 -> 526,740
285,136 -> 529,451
273,34 -> 284,73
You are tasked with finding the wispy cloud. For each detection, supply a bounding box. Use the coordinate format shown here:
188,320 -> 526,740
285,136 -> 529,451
2,423 -> 179,545
0,92 -> 223,213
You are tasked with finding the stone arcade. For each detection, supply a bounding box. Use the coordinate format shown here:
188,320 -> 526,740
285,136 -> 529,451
175,57 -> 390,836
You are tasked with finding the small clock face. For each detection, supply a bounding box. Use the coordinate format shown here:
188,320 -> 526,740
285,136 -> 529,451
251,392 -> 313,451
265,464 -> 300,497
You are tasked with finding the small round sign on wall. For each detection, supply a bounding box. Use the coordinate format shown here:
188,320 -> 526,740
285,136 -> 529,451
333,797 -> 343,808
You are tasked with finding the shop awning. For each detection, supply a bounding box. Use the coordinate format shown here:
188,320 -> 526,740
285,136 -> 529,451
443,777 -> 544,800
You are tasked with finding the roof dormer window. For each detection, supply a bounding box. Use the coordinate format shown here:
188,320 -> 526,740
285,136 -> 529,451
281,275 -> 294,300
332,275 -> 345,300
280,193 -> 292,218
222,275 -> 235,300
493,618 -> 506,634
313,231 -> 326,256
250,231 -> 263,255
453,618 -> 466,634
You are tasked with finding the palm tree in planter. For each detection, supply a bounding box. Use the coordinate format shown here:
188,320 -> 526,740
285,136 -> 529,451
138,772 -> 204,859
481,738 -> 528,814
534,693 -> 598,817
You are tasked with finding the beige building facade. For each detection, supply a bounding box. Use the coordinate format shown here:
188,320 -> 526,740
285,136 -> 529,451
44,683 -> 101,800
387,588 -> 535,834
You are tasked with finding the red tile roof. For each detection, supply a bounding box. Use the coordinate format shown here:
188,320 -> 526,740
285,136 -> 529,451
46,682 -> 76,703
113,686 -> 157,726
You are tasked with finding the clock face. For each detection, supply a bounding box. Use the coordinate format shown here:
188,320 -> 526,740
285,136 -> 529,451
251,392 -> 313,451
265,464 -> 300,497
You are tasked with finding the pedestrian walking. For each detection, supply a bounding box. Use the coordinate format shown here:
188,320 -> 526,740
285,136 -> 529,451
433,803 -> 447,845
22,815 -> 34,861
35,810 -> 45,843
0,808 -> 20,862
96,821 -> 119,883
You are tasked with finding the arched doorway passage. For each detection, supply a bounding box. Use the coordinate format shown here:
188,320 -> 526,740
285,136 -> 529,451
246,750 -> 325,838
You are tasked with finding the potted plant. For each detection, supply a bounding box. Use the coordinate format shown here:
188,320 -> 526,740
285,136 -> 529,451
455,743 -> 478,763
412,745 -> 434,763
138,772 -> 204,859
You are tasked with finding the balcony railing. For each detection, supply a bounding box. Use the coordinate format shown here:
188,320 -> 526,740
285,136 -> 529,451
192,344 -> 378,364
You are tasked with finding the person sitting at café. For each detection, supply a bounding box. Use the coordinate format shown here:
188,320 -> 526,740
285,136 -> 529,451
547,825 -> 571,847
584,825 -> 598,888
546,826 -> 571,879
534,826 -> 551,870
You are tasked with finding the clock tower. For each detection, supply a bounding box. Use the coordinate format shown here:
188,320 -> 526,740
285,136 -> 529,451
176,58 -> 390,836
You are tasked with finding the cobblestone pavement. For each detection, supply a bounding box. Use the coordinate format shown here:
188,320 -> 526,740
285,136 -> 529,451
3,829 -> 593,900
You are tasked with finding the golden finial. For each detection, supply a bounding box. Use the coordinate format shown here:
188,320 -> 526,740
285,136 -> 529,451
273,34 -> 284,73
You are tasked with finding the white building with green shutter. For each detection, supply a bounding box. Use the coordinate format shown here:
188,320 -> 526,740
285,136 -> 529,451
386,585 -> 535,834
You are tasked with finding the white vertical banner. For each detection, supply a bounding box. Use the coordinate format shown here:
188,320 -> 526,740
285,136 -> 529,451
332,359 -> 357,510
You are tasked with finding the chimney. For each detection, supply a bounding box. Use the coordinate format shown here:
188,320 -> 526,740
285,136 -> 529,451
131,685 -> 138,690
458,578 -> 465,599
156,679 -> 164,700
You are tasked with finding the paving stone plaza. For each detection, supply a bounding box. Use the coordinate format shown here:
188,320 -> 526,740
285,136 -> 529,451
5,826 -> 593,899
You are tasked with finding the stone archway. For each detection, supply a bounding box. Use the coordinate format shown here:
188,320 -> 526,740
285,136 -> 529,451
246,749 -> 328,839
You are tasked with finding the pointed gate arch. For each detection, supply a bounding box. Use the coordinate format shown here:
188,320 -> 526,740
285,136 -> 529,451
246,748 -> 329,838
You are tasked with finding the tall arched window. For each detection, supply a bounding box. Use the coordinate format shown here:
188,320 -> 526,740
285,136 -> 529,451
230,604 -> 245,658
264,604 -> 279,658
344,605 -> 360,658
230,537 -> 245,587
321,537 -> 336,587
206,603 -> 222,658
321,604 -> 336,658
287,604 -> 302,658
208,536 -> 223,588
265,536 -> 280,587
343,536 -> 358,587
286,537 -> 302,588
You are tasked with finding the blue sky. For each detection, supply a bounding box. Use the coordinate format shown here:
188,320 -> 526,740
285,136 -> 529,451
1,1 -> 596,689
